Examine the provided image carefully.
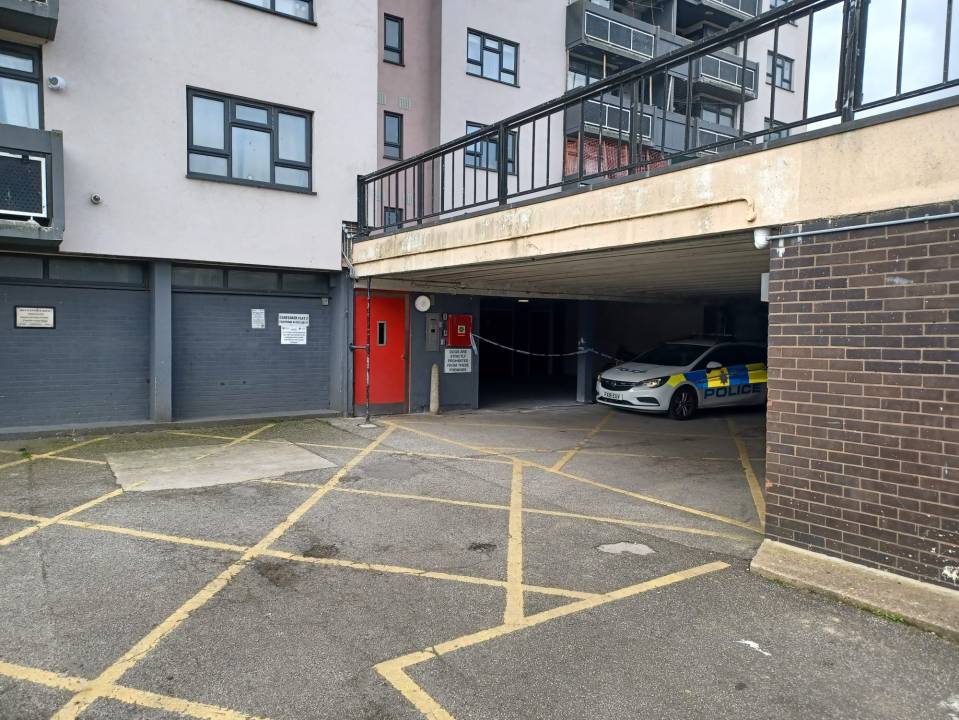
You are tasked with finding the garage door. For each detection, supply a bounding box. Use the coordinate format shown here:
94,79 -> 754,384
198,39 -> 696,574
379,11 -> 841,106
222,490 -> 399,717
0,255 -> 150,428
171,269 -> 331,420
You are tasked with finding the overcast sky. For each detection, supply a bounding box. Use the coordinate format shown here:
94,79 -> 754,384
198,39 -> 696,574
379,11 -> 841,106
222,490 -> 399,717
804,0 -> 958,123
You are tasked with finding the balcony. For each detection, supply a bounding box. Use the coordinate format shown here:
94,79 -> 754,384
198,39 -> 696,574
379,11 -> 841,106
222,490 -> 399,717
677,0 -> 758,30
0,0 -> 58,41
566,1 -> 684,63
692,52 -> 758,101
0,125 -> 64,249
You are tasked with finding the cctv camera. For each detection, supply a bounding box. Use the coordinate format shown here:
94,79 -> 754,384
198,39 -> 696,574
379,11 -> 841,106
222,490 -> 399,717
47,75 -> 66,91
753,227 -> 770,250
90,193 -> 103,205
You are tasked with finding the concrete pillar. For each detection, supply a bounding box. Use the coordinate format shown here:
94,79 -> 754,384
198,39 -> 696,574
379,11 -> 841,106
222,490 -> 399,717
576,300 -> 596,404
328,271 -> 353,416
149,261 -> 173,422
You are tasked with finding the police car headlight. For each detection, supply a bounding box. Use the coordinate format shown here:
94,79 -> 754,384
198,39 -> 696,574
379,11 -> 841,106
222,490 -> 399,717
639,377 -> 668,388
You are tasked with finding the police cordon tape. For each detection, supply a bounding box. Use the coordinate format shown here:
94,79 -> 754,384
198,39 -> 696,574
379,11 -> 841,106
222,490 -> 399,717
469,332 -> 626,363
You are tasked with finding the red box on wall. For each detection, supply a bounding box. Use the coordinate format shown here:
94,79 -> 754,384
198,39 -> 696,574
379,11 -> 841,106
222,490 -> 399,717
447,314 -> 473,347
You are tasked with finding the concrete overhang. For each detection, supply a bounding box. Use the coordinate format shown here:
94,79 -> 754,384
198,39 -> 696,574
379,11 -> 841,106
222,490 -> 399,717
352,100 -> 959,300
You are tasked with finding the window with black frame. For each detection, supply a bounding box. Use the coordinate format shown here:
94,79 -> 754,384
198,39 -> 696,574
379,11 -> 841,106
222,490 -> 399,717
384,112 -> 403,160
467,30 -> 518,85
229,0 -> 312,22
0,42 -> 41,129
384,15 -> 404,64
464,122 -> 516,174
766,52 -> 793,90
187,89 -> 312,191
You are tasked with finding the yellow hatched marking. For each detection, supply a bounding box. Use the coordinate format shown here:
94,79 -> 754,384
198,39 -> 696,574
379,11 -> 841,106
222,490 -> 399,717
551,411 -> 612,471
0,658 -> 269,720
0,488 -> 128,548
399,417 -> 733,440
0,509 -> 45,523
257,483 -> 755,542
192,423 -> 275,461
50,426 -> 397,720
376,562 -> 729,720
389,422 -> 762,535
42,455 -> 109,466
504,460 -> 525,625
726,418 -> 766,529
58,518 -> 249,554
0,436 -> 110,472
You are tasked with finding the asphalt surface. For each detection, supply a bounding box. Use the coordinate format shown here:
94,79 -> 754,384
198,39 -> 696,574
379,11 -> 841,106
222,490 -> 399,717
0,406 -> 955,720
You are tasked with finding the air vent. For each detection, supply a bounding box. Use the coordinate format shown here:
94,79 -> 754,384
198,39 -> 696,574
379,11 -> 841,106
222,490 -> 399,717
377,90 -> 386,106
399,96 -> 412,110
0,152 -> 47,220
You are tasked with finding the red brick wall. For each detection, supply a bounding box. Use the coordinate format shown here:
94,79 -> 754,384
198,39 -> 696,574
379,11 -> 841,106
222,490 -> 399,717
766,211 -> 959,589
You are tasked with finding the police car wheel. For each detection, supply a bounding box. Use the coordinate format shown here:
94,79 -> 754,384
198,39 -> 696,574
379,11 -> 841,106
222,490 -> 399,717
668,387 -> 697,421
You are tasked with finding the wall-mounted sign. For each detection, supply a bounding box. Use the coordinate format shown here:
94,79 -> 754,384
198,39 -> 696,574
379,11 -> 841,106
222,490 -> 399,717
251,309 -> 265,329
15,306 -> 55,329
444,347 -> 472,374
278,313 -> 309,327
278,312 -> 309,345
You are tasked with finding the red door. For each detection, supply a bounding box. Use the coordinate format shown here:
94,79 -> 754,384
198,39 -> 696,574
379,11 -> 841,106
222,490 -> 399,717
353,293 -> 407,406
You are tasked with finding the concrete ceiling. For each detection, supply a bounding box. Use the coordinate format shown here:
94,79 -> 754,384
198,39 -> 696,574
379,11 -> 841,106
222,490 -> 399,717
374,234 -> 770,302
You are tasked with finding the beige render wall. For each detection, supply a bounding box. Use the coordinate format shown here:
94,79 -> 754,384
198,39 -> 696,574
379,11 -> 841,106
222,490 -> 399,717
44,0 -> 378,270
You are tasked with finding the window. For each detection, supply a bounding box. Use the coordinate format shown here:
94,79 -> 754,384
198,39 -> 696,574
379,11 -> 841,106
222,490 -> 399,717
172,265 -> 330,295
384,15 -> 404,65
465,122 -> 516,174
384,206 -> 404,229
377,321 -> 387,346
0,42 -> 41,129
467,30 -> 518,86
384,112 -> 403,160
767,52 -> 793,90
187,89 -> 312,191
764,117 -> 790,140
228,0 -> 312,22
700,102 -> 736,128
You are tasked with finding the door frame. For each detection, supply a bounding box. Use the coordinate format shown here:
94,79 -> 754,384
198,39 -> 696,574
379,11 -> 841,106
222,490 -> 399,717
353,289 -> 409,415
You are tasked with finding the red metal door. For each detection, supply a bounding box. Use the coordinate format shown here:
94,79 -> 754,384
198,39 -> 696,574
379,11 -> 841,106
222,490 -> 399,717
353,293 -> 407,406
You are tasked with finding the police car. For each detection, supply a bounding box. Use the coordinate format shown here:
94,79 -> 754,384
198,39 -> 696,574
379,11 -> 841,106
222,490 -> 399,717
596,338 -> 767,420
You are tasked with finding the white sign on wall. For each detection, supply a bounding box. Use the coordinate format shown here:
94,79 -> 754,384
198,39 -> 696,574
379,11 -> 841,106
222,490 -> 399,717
251,309 -> 265,329
278,312 -> 309,345
15,306 -> 55,329
444,347 -> 472,374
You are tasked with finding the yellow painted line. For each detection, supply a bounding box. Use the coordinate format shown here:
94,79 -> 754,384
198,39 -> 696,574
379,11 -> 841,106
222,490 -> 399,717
504,460 -> 525,625
262,549 -> 594,601
46,455 -> 109,466
0,509 -> 46,523
399,417 -> 733,439
727,418 -> 766,529
551,411 -> 612,472
376,562 -> 730,719
192,423 -> 276,461
265,484 -> 756,543
389,422 -> 763,535
0,658 -> 269,720
59,519 -> 249,554
0,487 -> 127,547
0,436 -> 110,472
50,426 -> 397,720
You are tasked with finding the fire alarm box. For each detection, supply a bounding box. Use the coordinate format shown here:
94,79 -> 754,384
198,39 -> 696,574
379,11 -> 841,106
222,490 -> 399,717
447,314 -> 473,347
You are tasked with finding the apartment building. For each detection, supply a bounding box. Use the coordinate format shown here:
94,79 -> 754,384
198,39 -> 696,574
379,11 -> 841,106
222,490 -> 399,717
0,0 -> 377,432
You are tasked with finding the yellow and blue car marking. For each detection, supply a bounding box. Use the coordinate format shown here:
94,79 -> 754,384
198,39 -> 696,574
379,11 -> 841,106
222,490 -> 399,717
666,363 -> 767,398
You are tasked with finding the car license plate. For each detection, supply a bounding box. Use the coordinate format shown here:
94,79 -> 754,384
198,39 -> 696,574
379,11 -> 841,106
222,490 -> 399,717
601,390 -> 621,400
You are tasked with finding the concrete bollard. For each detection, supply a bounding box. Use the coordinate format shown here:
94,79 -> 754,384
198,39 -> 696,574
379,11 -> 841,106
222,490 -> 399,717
429,363 -> 440,415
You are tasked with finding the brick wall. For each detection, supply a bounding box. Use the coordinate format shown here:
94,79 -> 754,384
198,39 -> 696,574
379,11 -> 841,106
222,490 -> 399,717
766,207 -> 959,589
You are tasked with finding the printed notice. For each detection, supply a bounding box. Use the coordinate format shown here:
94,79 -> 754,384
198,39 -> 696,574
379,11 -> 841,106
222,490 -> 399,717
280,325 -> 308,345
15,306 -> 55,328
444,347 -> 472,374
278,313 -> 309,327
251,309 -> 265,329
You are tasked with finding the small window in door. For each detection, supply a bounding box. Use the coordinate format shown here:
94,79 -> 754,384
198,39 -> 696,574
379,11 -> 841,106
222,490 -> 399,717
377,321 -> 387,346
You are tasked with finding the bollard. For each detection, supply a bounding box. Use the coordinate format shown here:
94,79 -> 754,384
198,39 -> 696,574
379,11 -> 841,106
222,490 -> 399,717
429,363 -> 440,415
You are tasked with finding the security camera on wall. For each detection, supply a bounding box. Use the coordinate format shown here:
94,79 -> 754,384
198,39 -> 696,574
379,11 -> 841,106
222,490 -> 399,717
47,75 -> 66,91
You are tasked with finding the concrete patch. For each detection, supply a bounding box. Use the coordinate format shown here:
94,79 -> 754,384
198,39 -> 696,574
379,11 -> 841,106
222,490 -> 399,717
107,441 -> 334,491
597,542 -> 655,556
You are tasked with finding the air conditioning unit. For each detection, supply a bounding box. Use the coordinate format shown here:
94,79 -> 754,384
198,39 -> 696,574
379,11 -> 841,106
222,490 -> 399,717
0,151 -> 48,220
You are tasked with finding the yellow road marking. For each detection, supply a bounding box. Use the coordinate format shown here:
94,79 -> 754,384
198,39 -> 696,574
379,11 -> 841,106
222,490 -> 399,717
0,658 -> 269,720
192,423 -> 275,461
551,411 -> 613,471
376,562 -> 730,719
257,483 -> 755,542
0,436 -> 110,472
0,488 -> 128,547
504,460 -> 525,625
50,426 -> 397,720
59,518 -> 249,554
389,422 -> 762,535
41,455 -> 109,466
0,509 -> 45,523
399,417 -> 734,439
726,418 -> 766,529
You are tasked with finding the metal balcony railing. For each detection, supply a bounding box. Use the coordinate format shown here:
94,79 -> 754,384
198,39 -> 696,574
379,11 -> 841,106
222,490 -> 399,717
357,0 -> 959,237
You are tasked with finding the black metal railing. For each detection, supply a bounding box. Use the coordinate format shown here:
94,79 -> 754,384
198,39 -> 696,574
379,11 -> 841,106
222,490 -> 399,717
357,0 -> 959,237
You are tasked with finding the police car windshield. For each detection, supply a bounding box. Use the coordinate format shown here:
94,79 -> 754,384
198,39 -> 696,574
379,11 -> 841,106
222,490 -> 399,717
633,343 -> 708,367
